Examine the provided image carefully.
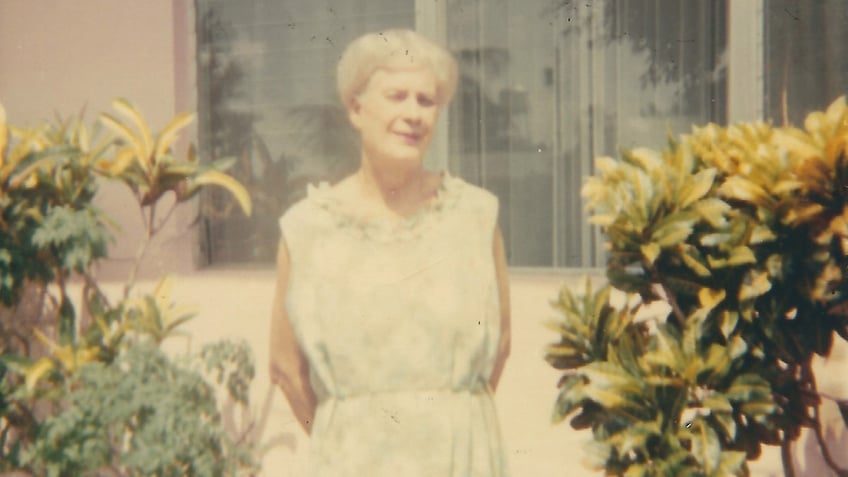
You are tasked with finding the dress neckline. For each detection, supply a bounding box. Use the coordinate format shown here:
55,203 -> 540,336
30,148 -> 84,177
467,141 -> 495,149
306,170 -> 464,242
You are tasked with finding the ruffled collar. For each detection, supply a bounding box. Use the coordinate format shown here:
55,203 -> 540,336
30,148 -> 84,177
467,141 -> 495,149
306,171 -> 464,242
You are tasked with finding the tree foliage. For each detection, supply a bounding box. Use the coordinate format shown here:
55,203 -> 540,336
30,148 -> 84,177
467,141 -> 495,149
547,96 -> 848,476
0,99 -> 264,475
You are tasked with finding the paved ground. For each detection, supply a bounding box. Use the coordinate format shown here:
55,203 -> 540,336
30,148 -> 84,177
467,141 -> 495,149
112,269 -> 843,476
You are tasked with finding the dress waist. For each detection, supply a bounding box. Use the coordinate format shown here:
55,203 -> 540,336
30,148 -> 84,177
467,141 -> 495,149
321,381 -> 489,404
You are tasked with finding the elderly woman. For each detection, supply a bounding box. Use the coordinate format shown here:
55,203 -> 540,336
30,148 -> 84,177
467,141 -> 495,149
269,29 -> 511,476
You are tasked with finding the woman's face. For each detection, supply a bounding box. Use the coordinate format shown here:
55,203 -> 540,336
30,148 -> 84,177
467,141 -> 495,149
348,67 -> 440,172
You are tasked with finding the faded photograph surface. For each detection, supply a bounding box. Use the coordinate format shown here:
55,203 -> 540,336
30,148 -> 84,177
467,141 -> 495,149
2,1 -> 848,476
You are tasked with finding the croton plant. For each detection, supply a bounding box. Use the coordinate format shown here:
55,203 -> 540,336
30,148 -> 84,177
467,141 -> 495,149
547,96 -> 848,476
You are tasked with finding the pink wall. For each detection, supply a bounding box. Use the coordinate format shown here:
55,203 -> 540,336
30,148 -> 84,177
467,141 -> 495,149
0,0 -> 197,279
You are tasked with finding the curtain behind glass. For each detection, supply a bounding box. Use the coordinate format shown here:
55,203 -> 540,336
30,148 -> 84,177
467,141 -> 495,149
764,1 -> 848,127
447,0 -> 727,268
196,0 -> 414,264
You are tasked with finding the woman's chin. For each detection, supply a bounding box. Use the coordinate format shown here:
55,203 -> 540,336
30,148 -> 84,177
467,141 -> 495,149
377,153 -> 426,172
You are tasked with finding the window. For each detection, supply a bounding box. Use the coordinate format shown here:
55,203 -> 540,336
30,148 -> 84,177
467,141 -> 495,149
196,0 -> 415,263
195,0 -> 728,267
764,0 -> 848,127
446,0 -> 727,267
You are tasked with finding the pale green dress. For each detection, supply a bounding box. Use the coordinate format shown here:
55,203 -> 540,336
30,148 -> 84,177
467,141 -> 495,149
279,172 -> 509,476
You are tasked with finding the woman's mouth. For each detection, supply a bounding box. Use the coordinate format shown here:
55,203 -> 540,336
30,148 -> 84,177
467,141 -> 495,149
397,132 -> 421,144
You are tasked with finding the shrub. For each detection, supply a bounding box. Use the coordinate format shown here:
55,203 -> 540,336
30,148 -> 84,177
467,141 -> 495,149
547,96 -> 848,476
0,99 -> 261,476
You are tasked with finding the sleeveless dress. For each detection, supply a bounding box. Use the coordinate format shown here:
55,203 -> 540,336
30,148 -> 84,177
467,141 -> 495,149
278,172 -> 509,476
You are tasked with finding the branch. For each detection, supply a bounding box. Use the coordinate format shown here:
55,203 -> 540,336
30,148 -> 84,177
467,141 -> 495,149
644,260 -> 687,328
802,360 -> 848,477
150,201 -> 179,236
123,204 -> 156,300
781,436 -> 797,477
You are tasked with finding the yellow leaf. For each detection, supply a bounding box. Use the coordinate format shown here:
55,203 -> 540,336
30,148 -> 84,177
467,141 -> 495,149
719,311 -> 739,339
594,156 -> 620,176
772,179 -> 803,196
727,246 -> 756,266
25,357 -> 55,392
100,147 -> 137,175
681,249 -> 711,277
773,129 -> 819,160
78,121 -> 90,152
192,170 -> 252,216
153,275 -> 174,312
717,176 -> 771,205
588,214 -> 615,227
153,112 -> 194,160
112,98 -> 152,160
679,168 -> 717,209
699,287 -> 726,310
739,270 -> 771,301
627,147 -> 663,171
100,113 -> 148,172
651,219 -> 696,247
824,96 -> 846,128
750,225 -> 777,244
693,198 -> 730,228
641,242 -> 661,264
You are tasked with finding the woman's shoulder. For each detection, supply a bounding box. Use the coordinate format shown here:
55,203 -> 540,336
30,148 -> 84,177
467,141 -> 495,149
278,182 -> 335,233
444,174 -> 498,214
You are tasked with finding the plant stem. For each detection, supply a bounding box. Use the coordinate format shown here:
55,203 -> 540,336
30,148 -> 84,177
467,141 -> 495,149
781,437 -> 796,477
802,360 -> 848,476
151,201 -> 178,235
123,204 -> 156,299
644,260 -> 687,328
659,281 -> 687,328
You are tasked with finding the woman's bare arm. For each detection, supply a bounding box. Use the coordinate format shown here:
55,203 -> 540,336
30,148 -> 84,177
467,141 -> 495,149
269,239 -> 317,433
488,225 -> 511,392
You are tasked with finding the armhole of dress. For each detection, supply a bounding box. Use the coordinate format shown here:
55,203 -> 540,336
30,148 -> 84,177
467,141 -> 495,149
486,191 -> 501,251
278,206 -> 301,263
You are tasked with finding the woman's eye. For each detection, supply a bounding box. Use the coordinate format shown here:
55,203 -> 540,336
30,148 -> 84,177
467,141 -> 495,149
387,91 -> 406,101
418,95 -> 435,107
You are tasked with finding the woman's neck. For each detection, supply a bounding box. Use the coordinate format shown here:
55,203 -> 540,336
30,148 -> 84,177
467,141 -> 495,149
356,164 -> 437,217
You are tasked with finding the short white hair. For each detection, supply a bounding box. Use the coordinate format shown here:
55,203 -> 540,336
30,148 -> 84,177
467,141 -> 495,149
336,29 -> 458,107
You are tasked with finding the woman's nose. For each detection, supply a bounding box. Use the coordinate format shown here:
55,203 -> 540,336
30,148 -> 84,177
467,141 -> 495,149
401,99 -> 423,123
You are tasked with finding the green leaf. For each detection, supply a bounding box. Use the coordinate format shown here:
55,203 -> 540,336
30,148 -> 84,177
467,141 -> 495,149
652,218 -> 697,247
725,373 -> 772,402
685,417 -> 722,474
552,375 -> 585,423
712,410 -> 737,440
58,297 -> 76,346
641,324 -> 685,373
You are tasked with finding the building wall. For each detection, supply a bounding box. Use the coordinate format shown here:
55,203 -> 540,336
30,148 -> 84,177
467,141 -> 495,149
0,0 -> 197,278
